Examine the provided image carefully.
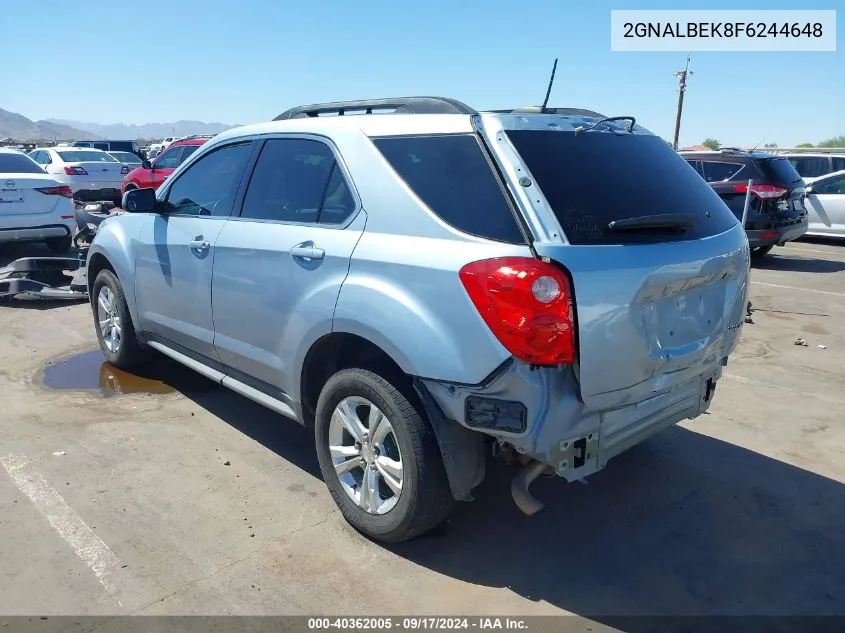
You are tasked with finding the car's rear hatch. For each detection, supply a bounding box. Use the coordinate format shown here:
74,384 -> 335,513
476,114 -> 750,410
0,174 -> 64,216
756,155 -> 807,216
55,150 -> 125,185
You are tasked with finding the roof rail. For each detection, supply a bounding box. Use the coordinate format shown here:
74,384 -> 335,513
179,134 -> 217,140
486,106 -> 607,118
273,97 -> 477,121
718,146 -> 749,153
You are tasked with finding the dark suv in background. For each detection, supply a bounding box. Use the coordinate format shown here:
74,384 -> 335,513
681,149 -> 808,258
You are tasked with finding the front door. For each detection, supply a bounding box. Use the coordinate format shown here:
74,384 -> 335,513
133,141 -> 254,362
211,137 -> 364,398
806,174 -> 845,236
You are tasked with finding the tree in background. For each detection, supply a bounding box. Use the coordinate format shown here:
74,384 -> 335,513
796,143 -> 815,148
763,143 -> 778,148
702,138 -> 721,150
818,136 -> 845,148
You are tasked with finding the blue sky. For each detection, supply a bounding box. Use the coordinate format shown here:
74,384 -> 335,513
3,0 -> 842,147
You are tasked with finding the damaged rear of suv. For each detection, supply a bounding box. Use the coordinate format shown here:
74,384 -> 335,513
89,97 -> 749,543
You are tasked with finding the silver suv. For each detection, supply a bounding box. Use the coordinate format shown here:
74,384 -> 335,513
87,97 -> 750,543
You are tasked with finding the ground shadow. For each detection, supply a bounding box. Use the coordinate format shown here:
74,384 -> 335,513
753,254 -> 845,273
102,355 -> 845,621
178,375 -> 845,619
387,427 -> 845,620
798,236 -> 845,247
185,382 -> 321,479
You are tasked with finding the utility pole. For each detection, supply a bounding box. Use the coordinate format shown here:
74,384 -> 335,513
672,55 -> 692,150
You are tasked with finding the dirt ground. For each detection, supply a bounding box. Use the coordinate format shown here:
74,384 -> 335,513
0,239 -> 843,622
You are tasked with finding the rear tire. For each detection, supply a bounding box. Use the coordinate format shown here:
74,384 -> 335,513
46,235 -> 72,253
92,269 -> 150,369
315,368 -> 454,543
751,245 -> 774,258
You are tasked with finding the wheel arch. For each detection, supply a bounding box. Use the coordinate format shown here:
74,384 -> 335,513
300,331 -> 485,501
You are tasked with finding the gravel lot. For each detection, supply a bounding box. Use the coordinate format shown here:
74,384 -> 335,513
0,240 -> 843,621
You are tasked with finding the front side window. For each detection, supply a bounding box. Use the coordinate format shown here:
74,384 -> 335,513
164,142 -> 252,216
817,177 -> 845,195
240,138 -> 352,224
178,144 -> 201,165
153,146 -> 184,169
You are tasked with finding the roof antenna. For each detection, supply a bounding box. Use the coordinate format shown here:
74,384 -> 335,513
750,138 -> 765,152
541,58 -> 559,113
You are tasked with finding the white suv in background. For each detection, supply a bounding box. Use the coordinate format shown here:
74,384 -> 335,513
782,153 -> 845,179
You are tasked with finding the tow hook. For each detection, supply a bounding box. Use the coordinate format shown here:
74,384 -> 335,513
511,460 -> 553,516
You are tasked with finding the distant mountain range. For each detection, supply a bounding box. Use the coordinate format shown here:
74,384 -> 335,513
0,106 -> 240,142
0,107 -> 96,140
44,118 -> 240,140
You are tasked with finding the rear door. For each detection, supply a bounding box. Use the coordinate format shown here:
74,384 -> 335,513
477,114 -> 749,410
212,136 -> 364,397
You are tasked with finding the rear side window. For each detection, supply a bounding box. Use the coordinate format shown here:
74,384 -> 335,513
505,130 -> 738,245
788,156 -> 830,178
372,134 -> 525,244
240,138 -> 354,224
701,161 -> 744,182
758,158 -> 803,187
832,157 -> 845,172
0,152 -> 45,174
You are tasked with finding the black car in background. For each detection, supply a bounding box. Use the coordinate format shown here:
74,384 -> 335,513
73,140 -> 143,160
681,149 -> 808,258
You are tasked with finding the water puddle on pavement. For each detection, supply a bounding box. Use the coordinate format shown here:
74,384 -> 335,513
42,350 -> 219,397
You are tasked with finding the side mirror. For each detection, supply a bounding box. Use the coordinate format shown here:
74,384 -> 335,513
804,186 -> 813,195
122,188 -> 158,213
141,158 -> 152,170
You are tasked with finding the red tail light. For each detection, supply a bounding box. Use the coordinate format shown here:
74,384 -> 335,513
64,166 -> 88,176
734,184 -> 788,200
121,166 -> 130,175
459,257 -> 575,366
35,185 -> 74,198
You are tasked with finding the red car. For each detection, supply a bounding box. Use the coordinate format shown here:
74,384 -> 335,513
121,136 -> 212,195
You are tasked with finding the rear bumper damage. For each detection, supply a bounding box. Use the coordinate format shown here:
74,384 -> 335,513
422,358 -> 727,513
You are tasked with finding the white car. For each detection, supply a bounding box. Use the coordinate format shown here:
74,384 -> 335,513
0,148 -> 76,252
148,136 -> 181,155
28,147 -> 126,204
803,170 -> 845,238
107,150 -> 143,170
782,153 -> 845,179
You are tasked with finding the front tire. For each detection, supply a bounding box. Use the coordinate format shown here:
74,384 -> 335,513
315,368 -> 454,543
92,269 -> 149,369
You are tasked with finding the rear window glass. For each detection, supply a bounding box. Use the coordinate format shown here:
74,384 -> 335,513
758,158 -> 803,187
180,144 -> 201,163
0,152 -> 45,174
372,134 -> 525,244
505,130 -> 738,245
58,151 -> 118,163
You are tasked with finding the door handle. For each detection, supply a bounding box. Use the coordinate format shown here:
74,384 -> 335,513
290,242 -> 325,262
189,237 -> 210,252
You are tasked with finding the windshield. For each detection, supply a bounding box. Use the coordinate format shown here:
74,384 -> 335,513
0,152 -> 45,174
57,150 -> 119,163
505,129 -> 739,245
